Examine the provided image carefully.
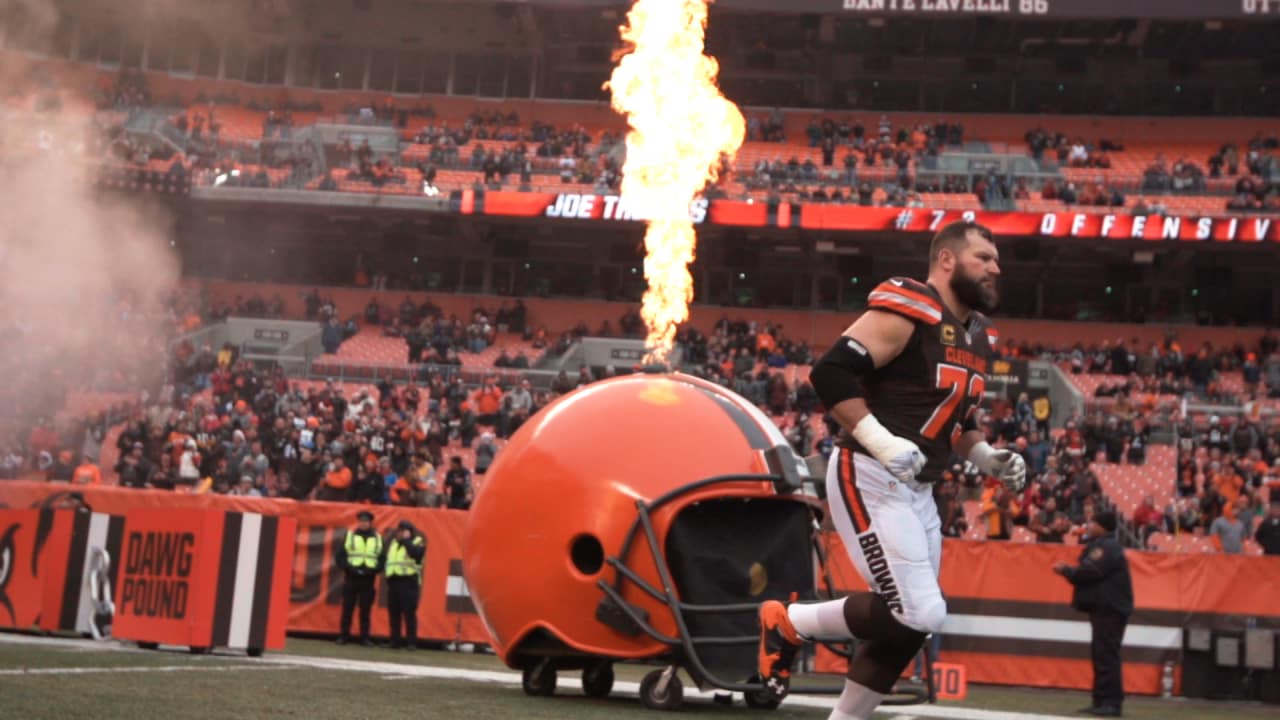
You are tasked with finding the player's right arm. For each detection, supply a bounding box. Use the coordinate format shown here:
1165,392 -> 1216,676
809,308 -> 922,483
818,309 -> 914,431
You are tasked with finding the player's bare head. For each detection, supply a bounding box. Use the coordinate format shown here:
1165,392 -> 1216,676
929,221 -> 993,267
929,221 -> 1000,314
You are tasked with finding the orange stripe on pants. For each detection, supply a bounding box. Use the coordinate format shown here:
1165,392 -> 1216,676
839,448 -> 871,533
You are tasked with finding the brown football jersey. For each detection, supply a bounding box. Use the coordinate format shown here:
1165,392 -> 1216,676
839,277 -> 998,484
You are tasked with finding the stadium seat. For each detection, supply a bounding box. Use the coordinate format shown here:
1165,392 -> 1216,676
312,329 -> 544,379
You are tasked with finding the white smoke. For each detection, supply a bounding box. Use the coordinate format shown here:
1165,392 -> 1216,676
0,9 -> 182,447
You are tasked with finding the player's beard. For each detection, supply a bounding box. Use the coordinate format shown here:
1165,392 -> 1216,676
950,266 -> 999,313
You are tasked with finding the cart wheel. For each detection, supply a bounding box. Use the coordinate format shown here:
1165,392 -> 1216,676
582,663 -> 614,698
639,668 -> 684,711
522,662 -> 557,697
188,646 -> 211,655
137,642 -> 159,651
744,674 -> 782,710
247,647 -> 264,658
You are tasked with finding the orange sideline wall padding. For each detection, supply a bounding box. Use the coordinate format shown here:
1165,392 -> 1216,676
0,492 -> 295,652
816,535 -> 1280,695
0,484 -> 489,646
0,510 -> 46,630
110,508 -> 295,652
4,482 -> 1278,693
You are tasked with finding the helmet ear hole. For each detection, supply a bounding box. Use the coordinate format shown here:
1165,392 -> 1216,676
570,534 -> 605,576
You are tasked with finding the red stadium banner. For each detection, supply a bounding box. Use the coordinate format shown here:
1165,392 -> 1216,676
4,482 -> 1279,694
466,190 -> 1280,242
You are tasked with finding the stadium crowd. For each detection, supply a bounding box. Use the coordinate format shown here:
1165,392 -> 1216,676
125,309 -> 823,506
105,363 -> 535,510
1000,332 -> 1280,403
8,288 -> 1278,556
1160,412 -> 1280,553
996,331 -> 1280,553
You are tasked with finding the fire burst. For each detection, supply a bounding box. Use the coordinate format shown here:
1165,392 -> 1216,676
608,0 -> 744,364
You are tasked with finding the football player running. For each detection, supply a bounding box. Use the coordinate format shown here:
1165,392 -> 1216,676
758,222 -> 1026,719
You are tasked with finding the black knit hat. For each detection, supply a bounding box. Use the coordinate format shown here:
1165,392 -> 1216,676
1094,511 -> 1117,533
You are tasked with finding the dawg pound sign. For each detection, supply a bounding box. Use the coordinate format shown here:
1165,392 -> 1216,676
544,193 -> 708,224
120,531 -> 195,619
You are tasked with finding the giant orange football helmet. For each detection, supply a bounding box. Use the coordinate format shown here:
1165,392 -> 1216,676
464,371 -> 818,703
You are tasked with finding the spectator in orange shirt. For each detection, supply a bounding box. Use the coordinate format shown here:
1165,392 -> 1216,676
756,329 -> 776,360
981,480 -> 1011,540
390,454 -> 435,507
472,376 -> 503,427
390,471 -> 426,506
1247,450 -> 1269,480
73,455 -> 103,486
1214,464 -> 1245,509
719,353 -> 736,379
399,416 -> 428,452
316,456 -> 353,502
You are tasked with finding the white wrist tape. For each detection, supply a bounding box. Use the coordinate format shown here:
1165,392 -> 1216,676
851,414 -> 902,462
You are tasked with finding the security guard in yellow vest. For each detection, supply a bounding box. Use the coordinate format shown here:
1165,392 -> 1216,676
383,519 -> 426,649
335,510 -> 383,646
1033,395 -> 1052,435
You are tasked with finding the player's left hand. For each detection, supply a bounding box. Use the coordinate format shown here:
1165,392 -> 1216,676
1052,562 -> 1071,576
988,449 -> 1026,492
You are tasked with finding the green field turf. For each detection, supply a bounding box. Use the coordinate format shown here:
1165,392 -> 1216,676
0,634 -> 1274,720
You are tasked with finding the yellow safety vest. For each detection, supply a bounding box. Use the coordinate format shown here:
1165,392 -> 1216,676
1033,396 -> 1051,421
344,531 -> 383,569
385,536 -> 424,580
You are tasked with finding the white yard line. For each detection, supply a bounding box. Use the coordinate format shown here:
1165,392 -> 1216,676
0,664 -> 296,676
0,633 -> 1079,720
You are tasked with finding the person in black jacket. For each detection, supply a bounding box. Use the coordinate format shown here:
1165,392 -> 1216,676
1053,511 -> 1133,717
1255,498 -> 1280,555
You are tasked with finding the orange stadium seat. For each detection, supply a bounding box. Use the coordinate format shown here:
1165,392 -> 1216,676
1145,531 -> 1219,554
310,329 -> 543,381
1091,446 -> 1178,518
